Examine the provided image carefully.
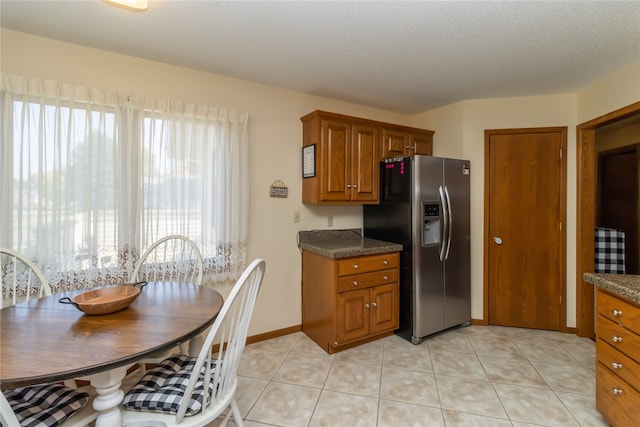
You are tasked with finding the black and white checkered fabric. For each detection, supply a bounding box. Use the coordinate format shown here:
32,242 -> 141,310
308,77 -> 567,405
595,227 -> 626,274
2,384 -> 89,427
122,354 -> 217,416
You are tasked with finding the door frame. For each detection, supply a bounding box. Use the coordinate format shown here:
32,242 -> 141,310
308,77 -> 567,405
576,101 -> 640,338
483,127 -> 567,331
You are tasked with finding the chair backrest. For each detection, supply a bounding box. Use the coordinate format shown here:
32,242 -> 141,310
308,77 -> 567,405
131,235 -> 204,286
174,258 -> 265,423
0,248 -> 52,308
0,390 -> 20,427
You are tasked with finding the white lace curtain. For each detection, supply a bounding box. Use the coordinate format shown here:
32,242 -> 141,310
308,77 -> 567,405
1,73 -> 249,289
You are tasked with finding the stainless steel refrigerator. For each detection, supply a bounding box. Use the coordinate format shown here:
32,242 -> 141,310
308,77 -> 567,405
363,155 -> 471,344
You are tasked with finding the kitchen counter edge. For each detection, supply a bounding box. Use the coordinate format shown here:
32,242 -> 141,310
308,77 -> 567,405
584,272 -> 640,305
299,238 -> 402,259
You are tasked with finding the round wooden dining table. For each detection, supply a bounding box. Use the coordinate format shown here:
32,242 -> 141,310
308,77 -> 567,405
0,281 -> 223,427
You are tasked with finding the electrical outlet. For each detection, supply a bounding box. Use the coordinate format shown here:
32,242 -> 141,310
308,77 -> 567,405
293,211 -> 300,223
327,216 -> 333,227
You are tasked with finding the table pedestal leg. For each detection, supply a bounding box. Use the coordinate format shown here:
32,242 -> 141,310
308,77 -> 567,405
90,366 -> 127,427
188,333 -> 204,356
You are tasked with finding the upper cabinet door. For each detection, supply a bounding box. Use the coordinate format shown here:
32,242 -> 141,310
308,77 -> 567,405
321,119 -> 352,202
351,124 -> 380,202
410,131 -> 434,156
382,128 -> 410,158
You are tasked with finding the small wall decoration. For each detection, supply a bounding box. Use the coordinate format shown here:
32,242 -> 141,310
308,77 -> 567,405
302,144 -> 316,178
270,180 -> 288,198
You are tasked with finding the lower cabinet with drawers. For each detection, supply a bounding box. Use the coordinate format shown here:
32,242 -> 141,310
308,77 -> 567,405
595,288 -> 640,427
302,250 -> 399,353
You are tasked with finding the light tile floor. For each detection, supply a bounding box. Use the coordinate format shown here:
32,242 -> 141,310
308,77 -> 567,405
214,325 -> 608,427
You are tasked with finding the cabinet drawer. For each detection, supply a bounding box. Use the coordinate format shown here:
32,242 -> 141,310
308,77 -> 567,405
597,289 -> 640,328
337,269 -> 398,293
338,253 -> 398,276
596,362 -> 640,427
597,315 -> 640,361
597,338 -> 640,391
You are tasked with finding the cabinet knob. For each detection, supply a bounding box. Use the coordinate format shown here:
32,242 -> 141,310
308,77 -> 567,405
353,281 -> 359,286
383,276 -> 388,281
612,362 -> 623,369
612,388 -> 623,395
371,302 -> 377,307
365,303 -> 370,308
346,184 -> 352,188
383,260 -> 389,265
612,336 -> 623,343
353,264 -> 359,270
352,184 -> 358,188
613,309 -> 623,317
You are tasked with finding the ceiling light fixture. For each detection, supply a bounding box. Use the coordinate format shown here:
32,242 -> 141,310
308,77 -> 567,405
103,0 -> 148,12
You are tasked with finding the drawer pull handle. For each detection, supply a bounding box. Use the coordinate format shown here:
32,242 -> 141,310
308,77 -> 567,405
612,362 -> 623,369
353,281 -> 359,286
612,336 -> 623,343
353,264 -> 359,270
612,388 -> 623,395
371,302 -> 377,307
612,309 -> 623,316
383,276 -> 388,281
383,260 -> 389,265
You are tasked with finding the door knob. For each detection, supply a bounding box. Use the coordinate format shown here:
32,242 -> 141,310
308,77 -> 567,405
493,237 -> 503,245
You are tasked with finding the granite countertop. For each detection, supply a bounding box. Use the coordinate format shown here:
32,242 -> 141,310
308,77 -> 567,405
584,272 -> 640,305
298,229 -> 402,259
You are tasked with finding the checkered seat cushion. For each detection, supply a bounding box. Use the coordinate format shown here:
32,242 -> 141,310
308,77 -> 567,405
595,227 -> 625,273
122,354 -> 217,416
2,384 -> 90,427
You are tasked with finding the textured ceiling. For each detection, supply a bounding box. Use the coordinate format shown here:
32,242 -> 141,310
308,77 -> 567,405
2,0 -> 639,114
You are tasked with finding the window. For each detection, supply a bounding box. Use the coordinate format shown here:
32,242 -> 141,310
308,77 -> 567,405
1,74 -> 249,289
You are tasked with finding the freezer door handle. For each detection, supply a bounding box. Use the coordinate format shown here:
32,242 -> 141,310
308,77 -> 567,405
438,186 -> 448,261
444,185 -> 453,260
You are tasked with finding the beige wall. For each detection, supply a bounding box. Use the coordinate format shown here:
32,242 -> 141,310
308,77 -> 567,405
413,95 -> 579,324
3,28 -> 639,334
412,59 -> 640,328
596,117 -> 640,152
1,29 -> 410,336
578,60 -> 640,124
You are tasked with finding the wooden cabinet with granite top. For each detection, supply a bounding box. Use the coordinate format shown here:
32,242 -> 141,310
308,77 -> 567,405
302,249 -> 400,353
595,287 -> 640,426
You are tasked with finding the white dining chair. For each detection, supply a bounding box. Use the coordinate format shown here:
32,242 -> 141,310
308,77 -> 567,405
130,235 -> 204,286
0,383 -> 98,427
0,249 -> 97,390
120,258 -> 266,427
130,235 -> 205,364
0,248 -> 52,308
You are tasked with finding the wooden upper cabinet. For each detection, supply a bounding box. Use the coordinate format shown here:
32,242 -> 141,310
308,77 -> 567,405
382,128 -> 434,159
301,110 -> 433,205
321,119 -> 351,202
351,124 -> 380,202
410,131 -> 434,156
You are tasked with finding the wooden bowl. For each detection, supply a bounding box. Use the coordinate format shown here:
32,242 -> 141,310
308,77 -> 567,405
59,283 -> 146,315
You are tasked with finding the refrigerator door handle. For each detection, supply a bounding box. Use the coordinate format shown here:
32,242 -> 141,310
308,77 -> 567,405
438,185 -> 448,261
444,185 -> 453,260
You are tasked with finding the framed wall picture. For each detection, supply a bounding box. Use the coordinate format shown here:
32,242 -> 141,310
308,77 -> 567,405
302,144 -> 316,178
